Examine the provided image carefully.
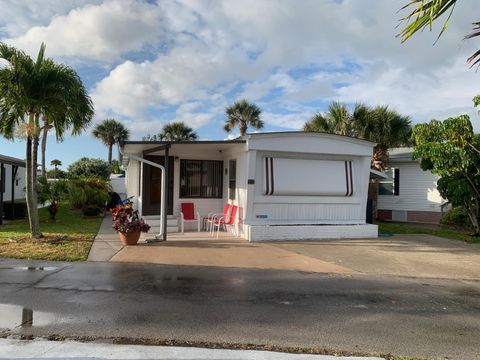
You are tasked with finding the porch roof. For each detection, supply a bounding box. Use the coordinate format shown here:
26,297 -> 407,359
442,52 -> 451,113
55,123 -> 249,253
122,139 -> 246,155
0,154 -> 26,167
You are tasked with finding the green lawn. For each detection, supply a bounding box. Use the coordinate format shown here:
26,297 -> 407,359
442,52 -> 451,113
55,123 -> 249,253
378,222 -> 480,244
0,203 -> 103,261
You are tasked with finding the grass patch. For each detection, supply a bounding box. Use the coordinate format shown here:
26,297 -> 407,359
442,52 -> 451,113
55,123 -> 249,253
0,203 -> 103,261
378,222 -> 480,244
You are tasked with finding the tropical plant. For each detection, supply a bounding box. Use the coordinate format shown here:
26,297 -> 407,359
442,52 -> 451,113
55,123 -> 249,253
0,42 -> 94,238
50,159 -> 62,179
46,169 -> 67,179
303,102 -> 411,170
354,105 -> 412,171
412,115 -> 480,235
67,177 -> 111,212
398,0 -> 480,66
37,176 -> 68,221
110,203 -> 150,233
303,102 -> 369,136
224,99 -> 263,136
92,119 -> 130,163
162,121 -> 198,141
68,157 -> 111,180
143,121 -> 198,141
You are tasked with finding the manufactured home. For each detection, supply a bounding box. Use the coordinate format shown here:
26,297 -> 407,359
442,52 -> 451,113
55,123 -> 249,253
377,148 -> 446,223
121,132 -> 378,241
0,154 -> 26,224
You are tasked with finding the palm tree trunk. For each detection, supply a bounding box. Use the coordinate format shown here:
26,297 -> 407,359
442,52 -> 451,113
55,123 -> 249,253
25,113 -> 42,238
40,123 -> 50,177
239,122 -> 247,136
372,144 -> 389,171
108,143 -> 113,164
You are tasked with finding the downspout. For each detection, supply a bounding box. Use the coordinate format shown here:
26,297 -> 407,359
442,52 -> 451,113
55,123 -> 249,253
119,147 -> 166,242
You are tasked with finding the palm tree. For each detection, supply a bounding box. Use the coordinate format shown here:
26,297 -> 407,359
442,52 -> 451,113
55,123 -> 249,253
92,119 -> 130,164
224,100 -> 263,136
50,159 -> 62,180
303,101 -> 366,136
398,0 -> 480,66
40,81 -> 92,176
161,121 -> 197,141
354,105 -> 412,171
0,42 -> 94,238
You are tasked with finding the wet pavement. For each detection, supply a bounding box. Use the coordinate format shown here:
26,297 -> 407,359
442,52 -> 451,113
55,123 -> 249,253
0,259 -> 479,359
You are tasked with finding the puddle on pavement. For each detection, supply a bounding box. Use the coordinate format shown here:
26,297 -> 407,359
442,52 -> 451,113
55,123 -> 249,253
0,304 -> 60,330
13,266 -> 58,271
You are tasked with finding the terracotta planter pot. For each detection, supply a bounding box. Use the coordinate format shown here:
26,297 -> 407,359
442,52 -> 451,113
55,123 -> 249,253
118,231 -> 141,245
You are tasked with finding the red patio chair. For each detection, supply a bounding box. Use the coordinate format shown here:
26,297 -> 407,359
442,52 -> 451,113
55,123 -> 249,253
207,204 -> 230,233
180,202 -> 201,233
212,205 -> 238,238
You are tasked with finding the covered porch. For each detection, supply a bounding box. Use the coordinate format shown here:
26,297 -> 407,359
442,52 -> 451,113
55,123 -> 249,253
122,140 -> 247,239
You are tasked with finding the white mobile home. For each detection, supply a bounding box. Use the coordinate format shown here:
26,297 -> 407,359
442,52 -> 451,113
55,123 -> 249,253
377,148 -> 445,223
122,132 -> 378,241
0,154 -> 26,224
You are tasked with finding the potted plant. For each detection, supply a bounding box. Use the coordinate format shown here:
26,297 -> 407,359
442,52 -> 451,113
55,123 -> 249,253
110,204 -> 150,245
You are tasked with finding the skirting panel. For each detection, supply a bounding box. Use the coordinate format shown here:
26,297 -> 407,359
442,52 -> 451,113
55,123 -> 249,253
244,224 -> 378,241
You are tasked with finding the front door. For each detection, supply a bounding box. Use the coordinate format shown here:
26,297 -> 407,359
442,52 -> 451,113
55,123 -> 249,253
142,155 -> 174,216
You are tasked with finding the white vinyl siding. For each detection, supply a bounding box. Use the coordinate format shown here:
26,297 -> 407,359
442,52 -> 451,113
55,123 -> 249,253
378,162 -> 443,213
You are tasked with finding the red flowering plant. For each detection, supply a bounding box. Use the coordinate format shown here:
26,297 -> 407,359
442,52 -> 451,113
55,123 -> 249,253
110,204 -> 150,233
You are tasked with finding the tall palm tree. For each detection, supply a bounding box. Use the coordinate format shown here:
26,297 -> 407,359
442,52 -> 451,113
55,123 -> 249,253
50,159 -> 62,180
92,119 -> 130,164
354,105 -> 412,171
40,81 -> 92,176
303,101 -> 366,137
0,42 -> 93,238
160,121 -> 198,141
224,100 -> 263,136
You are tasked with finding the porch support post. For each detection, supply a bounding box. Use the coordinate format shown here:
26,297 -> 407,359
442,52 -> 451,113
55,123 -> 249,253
0,162 -> 4,225
11,165 -> 18,220
163,145 -> 170,242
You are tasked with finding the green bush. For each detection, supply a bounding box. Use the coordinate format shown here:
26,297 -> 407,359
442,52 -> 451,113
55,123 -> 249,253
441,206 -> 470,226
68,157 -> 111,180
46,169 -> 67,179
67,177 -> 111,211
110,160 -> 123,174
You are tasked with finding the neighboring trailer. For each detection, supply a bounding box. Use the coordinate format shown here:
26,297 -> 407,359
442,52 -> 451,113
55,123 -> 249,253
0,154 -> 26,224
377,148 -> 445,223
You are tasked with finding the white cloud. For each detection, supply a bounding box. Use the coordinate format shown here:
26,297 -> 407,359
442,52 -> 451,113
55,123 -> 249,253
4,0 -> 162,60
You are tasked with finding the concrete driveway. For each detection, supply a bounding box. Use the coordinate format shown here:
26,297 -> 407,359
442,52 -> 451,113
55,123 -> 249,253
272,234 -> 480,280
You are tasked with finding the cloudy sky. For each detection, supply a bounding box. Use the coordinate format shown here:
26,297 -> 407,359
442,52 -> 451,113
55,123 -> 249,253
0,0 -> 479,165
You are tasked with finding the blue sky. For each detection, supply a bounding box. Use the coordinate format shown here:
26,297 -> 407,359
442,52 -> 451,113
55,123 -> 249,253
0,0 -> 479,167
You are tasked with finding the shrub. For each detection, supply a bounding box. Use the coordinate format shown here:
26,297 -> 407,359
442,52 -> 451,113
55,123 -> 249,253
67,177 -> 111,212
38,177 -> 68,221
441,206 -> 470,227
68,157 -> 111,180
110,160 -> 123,175
46,169 -> 67,179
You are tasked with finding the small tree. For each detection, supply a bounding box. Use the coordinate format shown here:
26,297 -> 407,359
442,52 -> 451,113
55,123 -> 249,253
38,176 -> 67,221
92,119 -> 130,164
68,157 -> 111,180
50,159 -> 62,179
412,115 -> 480,235
143,121 -> 198,141
224,99 -> 263,136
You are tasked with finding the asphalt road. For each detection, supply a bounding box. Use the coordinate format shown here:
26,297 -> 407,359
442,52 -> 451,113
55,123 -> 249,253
0,259 -> 479,359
